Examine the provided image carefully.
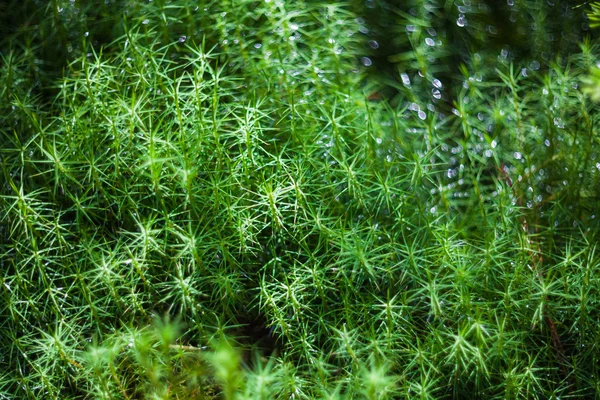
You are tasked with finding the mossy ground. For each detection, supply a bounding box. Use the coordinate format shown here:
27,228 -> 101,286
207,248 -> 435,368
1,0 -> 600,398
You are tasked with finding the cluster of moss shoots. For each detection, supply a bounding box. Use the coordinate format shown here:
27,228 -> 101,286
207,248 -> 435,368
1,0 -> 600,398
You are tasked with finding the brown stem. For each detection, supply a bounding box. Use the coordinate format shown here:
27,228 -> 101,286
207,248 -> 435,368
498,164 -> 570,382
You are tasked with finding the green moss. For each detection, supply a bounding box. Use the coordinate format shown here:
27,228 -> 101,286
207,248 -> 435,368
1,0 -> 600,398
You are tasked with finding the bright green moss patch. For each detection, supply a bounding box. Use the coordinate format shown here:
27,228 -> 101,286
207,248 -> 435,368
2,0 -> 600,398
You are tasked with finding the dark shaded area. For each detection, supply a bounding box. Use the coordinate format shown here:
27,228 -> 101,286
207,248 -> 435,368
351,0 -> 594,103
234,310 -> 284,363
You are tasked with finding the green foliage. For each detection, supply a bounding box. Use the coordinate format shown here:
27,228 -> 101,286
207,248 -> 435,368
588,2 -> 600,29
584,4 -> 600,101
581,63 -> 600,101
1,0 -> 600,399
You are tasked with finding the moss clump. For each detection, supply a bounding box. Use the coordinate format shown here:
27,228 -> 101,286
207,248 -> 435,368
1,0 -> 600,398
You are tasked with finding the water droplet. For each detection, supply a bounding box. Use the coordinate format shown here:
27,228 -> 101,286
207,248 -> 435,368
178,36 -> 187,43
530,60 -> 540,70
290,23 -> 299,31
457,15 -> 467,27
401,73 -> 411,86
433,79 -> 442,89
254,43 -> 262,49
418,110 -> 426,120
142,19 -> 149,25
425,38 -> 435,46
513,152 -> 522,160
360,57 -> 372,66
544,139 -> 551,147
368,40 -> 379,49
553,117 -> 564,128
